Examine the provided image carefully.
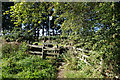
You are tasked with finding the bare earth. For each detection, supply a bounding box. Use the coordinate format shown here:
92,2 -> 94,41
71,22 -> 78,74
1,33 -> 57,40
57,62 -> 66,79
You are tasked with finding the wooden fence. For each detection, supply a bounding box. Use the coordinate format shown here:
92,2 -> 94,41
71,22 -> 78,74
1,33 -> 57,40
27,43 -> 60,59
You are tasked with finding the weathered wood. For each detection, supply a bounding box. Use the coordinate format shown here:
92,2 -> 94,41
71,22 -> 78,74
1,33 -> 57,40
47,52 -> 59,55
28,44 -> 43,48
44,43 -> 53,48
27,43 -> 60,59
42,51 -> 46,59
43,48 -> 60,51
76,48 -> 89,53
43,42 -> 57,45
42,46 -> 44,59
76,48 -> 96,53
30,47 -> 42,52
29,51 -> 42,55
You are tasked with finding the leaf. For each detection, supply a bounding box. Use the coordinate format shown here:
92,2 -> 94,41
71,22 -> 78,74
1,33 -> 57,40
38,21 -> 41,24
3,12 -> 6,15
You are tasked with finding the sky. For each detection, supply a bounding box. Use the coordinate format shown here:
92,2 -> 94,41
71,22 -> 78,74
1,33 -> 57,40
22,23 -> 59,36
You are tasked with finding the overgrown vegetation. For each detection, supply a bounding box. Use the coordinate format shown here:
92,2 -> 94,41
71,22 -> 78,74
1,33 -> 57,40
2,2 -> 120,78
62,50 -> 104,78
62,48 -> 120,78
2,42 -> 57,78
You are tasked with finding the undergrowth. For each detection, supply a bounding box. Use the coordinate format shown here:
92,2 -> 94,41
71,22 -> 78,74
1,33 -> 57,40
62,50 -> 104,78
2,42 -> 57,79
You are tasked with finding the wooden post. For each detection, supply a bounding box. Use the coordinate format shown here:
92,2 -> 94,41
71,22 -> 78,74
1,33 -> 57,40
10,43 -> 13,63
43,51 -> 46,59
57,49 -> 60,58
42,43 -> 46,59
54,49 -> 55,58
42,46 -> 44,59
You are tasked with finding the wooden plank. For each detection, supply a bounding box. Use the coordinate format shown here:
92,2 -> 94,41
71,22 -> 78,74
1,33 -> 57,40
28,44 -> 43,48
42,51 -> 46,59
43,48 -> 60,51
76,48 -> 96,54
29,51 -> 42,55
47,52 -> 59,55
43,42 -> 57,45
44,46 -> 59,49
27,43 -> 60,59
76,48 -> 89,53
42,46 -> 44,59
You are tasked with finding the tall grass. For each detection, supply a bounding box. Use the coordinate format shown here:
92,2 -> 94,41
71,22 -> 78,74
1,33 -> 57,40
62,50 -> 104,78
2,42 -> 57,79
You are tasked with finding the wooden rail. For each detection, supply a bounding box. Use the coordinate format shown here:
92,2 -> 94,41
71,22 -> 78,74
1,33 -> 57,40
27,44 -> 43,48
76,48 -> 96,54
27,43 -> 60,59
75,48 -> 103,67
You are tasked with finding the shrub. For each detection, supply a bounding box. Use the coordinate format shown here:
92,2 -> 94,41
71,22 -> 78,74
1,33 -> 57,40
62,50 -> 104,78
2,43 -> 19,58
2,42 -> 57,79
2,56 -> 57,78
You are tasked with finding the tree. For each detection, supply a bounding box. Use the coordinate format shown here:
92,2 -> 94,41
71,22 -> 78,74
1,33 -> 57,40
2,2 -> 14,35
53,2 -> 120,76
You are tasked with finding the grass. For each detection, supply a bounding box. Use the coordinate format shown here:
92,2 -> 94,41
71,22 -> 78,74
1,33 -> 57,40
62,63 -> 104,78
2,54 -> 57,78
64,70 -> 89,78
2,42 -> 58,79
61,50 -> 104,78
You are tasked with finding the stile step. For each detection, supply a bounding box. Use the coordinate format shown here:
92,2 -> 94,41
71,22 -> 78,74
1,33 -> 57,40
28,44 -> 43,48
29,51 -> 42,55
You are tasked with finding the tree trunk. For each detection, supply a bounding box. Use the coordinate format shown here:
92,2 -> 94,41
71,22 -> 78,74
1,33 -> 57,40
37,27 -> 39,41
48,26 -> 49,36
33,27 -> 36,41
56,29 -> 57,35
53,28 -> 54,36
42,25 -> 44,36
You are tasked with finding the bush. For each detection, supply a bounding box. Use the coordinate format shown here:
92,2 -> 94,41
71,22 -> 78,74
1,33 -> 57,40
2,42 -> 57,78
2,56 -> 57,78
2,43 -> 19,58
62,50 -> 104,78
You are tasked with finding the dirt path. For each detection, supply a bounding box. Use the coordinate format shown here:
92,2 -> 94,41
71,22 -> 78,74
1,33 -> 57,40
57,69 -> 64,78
57,62 -> 66,79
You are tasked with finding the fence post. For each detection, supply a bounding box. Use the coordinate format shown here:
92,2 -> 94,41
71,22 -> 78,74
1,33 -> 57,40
43,51 -> 46,59
42,43 -> 46,59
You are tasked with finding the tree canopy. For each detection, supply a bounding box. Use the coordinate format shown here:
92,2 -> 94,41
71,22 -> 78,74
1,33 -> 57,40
2,2 -> 120,77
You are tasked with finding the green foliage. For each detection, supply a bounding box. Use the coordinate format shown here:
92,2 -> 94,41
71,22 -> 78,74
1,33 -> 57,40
2,43 -> 19,58
2,2 -> 14,35
2,2 -> 120,78
19,42 -> 28,52
2,42 -> 57,78
2,57 -> 57,78
63,50 -> 78,70
64,66 -> 103,78
62,50 -> 104,78
3,27 -> 24,42
54,2 -> 120,78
